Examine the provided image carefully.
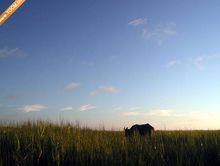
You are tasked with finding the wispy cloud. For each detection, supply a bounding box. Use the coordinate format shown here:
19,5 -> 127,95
122,108 -> 219,121
145,109 -> 174,117
114,106 -> 123,111
167,54 -> 220,70
129,107 -> 141,111
122,108 -> 220,129
61,107 -> 74,111
19,104 -> 47,113
100,86 -> 119,93
0,47 -> 26,59
122,111 -> 140,116
128,18 -> 146,26
193,56 -> 205,70
122,109 -> 177,117
191,54 -> 220,71
186,111 -> 220,121
129,17 -> 177,45
64,82 -> 80,90
79,104 -> 96,112
142,22 -> 177,45
115,106 -> 141,112
166,60 -> 181,68
90,86 -> 119,96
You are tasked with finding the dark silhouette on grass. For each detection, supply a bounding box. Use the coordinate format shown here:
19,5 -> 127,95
124,123 -> 154,138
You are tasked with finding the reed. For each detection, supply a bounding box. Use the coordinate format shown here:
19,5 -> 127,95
0,121 -> 219,165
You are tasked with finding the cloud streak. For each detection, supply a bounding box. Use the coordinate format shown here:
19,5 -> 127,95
122,109 -> 174,117
129,17 -> 177,45
128,18 -> 146,26
64,82 -> 80,90
20,104 -> 47,113
167,54 -> 220,70
79,104 -> 96,112
0,47 -> 26,59
166,60 -> 181,68
142,22 -> 177,45
122,108 -> 220,127
122,111 -> 140,116
90,86 -> 119,96
191,55 -> 220,70
145,109 -> 174,117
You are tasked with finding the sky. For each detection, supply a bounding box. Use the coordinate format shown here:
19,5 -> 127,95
0,0 -> 220,130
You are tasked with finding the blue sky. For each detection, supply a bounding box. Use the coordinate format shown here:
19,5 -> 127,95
0,0 -> 220,129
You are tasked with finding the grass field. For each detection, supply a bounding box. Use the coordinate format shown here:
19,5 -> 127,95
0,121 -> 219,166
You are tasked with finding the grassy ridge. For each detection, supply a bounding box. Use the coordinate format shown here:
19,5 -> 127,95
0,121 -> 220,166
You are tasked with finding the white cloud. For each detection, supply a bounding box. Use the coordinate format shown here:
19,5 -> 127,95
167,54 -> 220,71
191,54 -> 220,70
171,111 -> 220,129
166,60 -> 181,68
64,82 -> 80,90
145,109 -> 220,121
129,107 -> 141,111
145,109 -> 174,117
115,106 -> 141,112
0,47 -> 26,59
123,111 -> 140,116
128,108 -> 218,120
129,18 -> 177,45
129,18 -> 146,26
188,111 -> 217,120
114,107 -> 123,111
122,109 -> 176,117
142,22 -> 177,45
193,56 -> 206,70
90,86 -> 119,96
20,104 -> 47,113
100,86 -> 119,93
79,104 -> 96,112
61,107 -> 74,111
90,91 -> 98,96
122,108 -> 220,129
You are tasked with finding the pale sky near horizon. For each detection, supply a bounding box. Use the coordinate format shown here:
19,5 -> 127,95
0,0 -> 220,130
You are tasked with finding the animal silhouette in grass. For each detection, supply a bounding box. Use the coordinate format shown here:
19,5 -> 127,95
124,123 -> 154,138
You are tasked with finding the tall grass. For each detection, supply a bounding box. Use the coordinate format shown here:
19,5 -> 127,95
0,121 -> 219,166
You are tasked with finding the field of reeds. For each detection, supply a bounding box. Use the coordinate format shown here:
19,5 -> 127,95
0,121 -> 219,166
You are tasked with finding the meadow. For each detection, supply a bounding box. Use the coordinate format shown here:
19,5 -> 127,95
0,121 -> 219,166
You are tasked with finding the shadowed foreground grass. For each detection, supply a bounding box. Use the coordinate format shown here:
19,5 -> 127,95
0,121 -> 220,166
